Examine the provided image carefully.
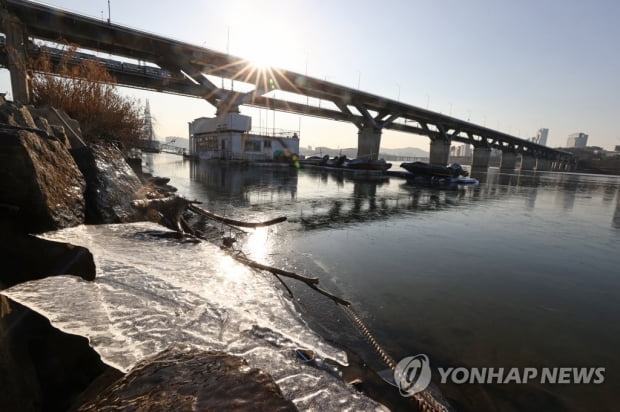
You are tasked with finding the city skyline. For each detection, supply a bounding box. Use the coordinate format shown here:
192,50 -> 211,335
1,0 -> 619,151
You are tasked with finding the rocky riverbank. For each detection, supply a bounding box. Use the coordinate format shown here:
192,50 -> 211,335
0,98 -> 308,411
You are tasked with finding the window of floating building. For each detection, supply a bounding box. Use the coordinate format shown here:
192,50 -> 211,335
244,140 -> 261,152
196,135 -> 219,151
264,140 -> 272,150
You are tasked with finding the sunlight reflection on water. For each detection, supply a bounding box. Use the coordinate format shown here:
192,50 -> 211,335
138,155 -> 620,412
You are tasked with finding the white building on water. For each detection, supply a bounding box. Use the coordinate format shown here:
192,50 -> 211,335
188,113 -> 300,162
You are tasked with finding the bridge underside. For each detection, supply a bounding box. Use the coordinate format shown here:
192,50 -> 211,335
0,0 -> 572,165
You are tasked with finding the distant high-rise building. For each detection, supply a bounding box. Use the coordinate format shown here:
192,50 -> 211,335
536,128 -> 548,146
529,128 -> 548,146
566,132 -> 588,148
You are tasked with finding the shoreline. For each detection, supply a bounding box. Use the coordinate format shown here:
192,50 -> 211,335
0,100 -> 419,410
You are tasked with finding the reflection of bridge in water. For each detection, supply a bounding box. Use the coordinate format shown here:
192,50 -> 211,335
185,162 -> 620,231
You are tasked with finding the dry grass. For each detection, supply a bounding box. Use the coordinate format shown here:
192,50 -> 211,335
29,46 -> 145,147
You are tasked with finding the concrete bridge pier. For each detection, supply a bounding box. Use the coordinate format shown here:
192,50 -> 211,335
536,158 -> 551,171
500,151 -> 517,171
471,146 -> 491,172
356,124 -> 382,159
520,154 -> 537,171
1,12 -> 30,103
429,138 -> 451,165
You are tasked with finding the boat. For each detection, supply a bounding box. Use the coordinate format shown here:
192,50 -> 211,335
346,157 -> 392,171
325,155 -> 348,168
400,161 -> 468,177
298,155 -> 345,168
298,155 -> 325,166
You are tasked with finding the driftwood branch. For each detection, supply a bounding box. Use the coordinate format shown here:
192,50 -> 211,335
228,252 -> 351,306
229,253 -> 319,284
189,204 -> 287,228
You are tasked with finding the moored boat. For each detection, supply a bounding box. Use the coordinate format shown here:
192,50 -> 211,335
298,155 -> 325,166
346,157 -> 392,171
325,155 -> 348,168
400,161 -> 468,177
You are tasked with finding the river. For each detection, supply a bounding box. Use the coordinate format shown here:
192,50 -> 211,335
148,153 -> 619,411
6,152 -> 619,411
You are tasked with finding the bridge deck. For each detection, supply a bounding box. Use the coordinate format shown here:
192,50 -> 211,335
0,0 -> 571,161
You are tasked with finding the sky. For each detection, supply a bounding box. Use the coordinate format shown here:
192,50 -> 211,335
2,0 -> 619,150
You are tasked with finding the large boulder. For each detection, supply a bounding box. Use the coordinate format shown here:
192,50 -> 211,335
0,126 -> 86,233
0,297 -> 122,412
78,347 -> 297,411
0,216 -> 95,290
28,106 -> 86,150
71,143 -> 143,224
0,101 -> 96,288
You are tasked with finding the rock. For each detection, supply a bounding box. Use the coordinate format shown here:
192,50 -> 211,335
125,155 -> 143,179
78,347 -> 297,411
0,100 -> 37,129
71,144 -> 143,224
0,297 -> 122,412
0,127 -> 86,233
32,115 -> 53,138
0,218 -> 96,289
28,106 -> 86,150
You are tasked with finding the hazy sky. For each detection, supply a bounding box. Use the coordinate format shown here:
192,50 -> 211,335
2,0 -> 619,150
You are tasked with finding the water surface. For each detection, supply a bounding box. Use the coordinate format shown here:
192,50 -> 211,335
141,154 -> 620,411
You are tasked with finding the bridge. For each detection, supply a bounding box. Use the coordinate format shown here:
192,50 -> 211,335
0,0 -> 573,171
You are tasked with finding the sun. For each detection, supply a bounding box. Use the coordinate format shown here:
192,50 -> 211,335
243,39 -> 284,72
231,17 -> 300,73
245,47 -> 276,70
